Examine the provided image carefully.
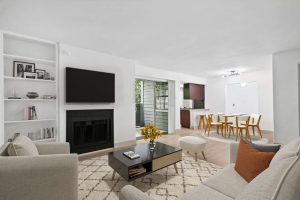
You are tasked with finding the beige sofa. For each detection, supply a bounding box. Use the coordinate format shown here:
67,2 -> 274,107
120,138 -> 300,200
0,142 -> 78,200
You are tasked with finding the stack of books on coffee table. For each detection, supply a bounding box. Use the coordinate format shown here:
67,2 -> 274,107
128,166 -> 146,178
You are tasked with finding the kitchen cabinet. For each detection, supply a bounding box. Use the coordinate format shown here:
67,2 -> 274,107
184,83 -> 205,100
180,110 -> 190,128
180,109 -> 210,129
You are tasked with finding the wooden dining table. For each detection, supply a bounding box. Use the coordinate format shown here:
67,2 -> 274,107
215,113 -> 249,137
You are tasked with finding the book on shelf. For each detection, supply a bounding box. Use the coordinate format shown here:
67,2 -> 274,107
123,151 -> 140,160
40,127 -> 56,139
24,106 -> 38,120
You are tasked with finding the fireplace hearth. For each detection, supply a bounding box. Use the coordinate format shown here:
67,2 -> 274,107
67,109 -> 114,154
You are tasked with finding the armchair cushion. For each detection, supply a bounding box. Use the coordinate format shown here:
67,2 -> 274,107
0,154 -> 78,200
8,135 -> 39,156
35,142 -> 70,154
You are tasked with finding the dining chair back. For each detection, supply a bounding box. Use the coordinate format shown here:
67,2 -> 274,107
205,114 -> 222,136
249,114 -> 262,138
251,114 -> 261,125
229,115 -> 251,141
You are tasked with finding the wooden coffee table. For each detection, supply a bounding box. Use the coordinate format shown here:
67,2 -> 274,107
108,142 -> 182,181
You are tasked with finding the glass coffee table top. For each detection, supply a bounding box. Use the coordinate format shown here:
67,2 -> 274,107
109,142 -> 181,167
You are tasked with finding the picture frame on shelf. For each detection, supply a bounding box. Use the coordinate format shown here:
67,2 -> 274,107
35,69 -> 46,79
13,61 -> 32,77
13,61 -> 35,77
24,72 -> 37,79
24,63 -> 35,73
45,72 -> 50,80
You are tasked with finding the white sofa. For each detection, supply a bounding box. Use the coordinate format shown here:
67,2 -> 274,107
0,142 -> 78,200
119,138 -> 300,200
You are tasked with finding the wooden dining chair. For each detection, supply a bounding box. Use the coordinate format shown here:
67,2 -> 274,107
198,114 -> 206,129
219,115 -> 234,137
204,114 -> 223,136
228,116 -> 251,141
242,114 -> 262,138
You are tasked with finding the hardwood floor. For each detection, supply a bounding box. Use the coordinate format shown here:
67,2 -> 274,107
138,128 -> 274,167
80,127 -> 274,167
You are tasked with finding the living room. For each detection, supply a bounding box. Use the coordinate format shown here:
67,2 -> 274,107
0,1 -> 300,200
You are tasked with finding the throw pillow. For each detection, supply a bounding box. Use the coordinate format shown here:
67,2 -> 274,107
244,139 -> 281,152
8,135 -> 39,156
235,139 -> 275,182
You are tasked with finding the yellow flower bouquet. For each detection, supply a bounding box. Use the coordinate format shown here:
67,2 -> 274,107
141,124 -> 161,149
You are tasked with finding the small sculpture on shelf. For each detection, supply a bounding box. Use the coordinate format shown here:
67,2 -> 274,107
26,92 -> 39,99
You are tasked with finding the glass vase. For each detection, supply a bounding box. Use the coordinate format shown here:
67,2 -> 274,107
149,139 -> 156,150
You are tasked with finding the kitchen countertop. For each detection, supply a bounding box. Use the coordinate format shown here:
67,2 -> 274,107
180,108 -> 210,111
180,108 -> 210,129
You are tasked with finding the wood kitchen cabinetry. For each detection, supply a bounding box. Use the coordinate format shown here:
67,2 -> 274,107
184,83 -> 205,100
180,110 -> 190,128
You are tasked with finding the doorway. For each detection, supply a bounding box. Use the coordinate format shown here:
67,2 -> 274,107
135,79 -> 169,137
225,82 -> 259,114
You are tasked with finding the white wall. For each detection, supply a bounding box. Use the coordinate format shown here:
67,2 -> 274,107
59,44 -> 136,145
0,32 -> 4,145
206,69 -> 274,131
135,64 -> 208,131
273,50 -> 300,144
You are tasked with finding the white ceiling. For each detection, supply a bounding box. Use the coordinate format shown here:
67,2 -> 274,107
1,0 -> 300,77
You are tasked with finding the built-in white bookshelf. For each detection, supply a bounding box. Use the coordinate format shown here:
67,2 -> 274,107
0,31 -> 59,144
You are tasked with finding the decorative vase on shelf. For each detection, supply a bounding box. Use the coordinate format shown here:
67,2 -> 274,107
141,124 -> 161,151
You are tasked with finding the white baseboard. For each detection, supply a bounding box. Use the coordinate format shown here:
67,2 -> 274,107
78,139 -> 136,161
114,139 -> 136,148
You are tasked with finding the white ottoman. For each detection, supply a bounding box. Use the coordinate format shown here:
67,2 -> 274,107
178,136 -> 207,161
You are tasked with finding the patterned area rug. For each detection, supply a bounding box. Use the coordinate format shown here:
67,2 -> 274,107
78,153 -> 222,200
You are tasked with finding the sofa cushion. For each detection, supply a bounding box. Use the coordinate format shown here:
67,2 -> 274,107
203,164 -> 247,198
270,138 -> 300,167
235,139 -> 275,182
0,142 -> 10,156
245,139 -> 281,152
235,156 -> 300,200
8,135 -> 39,156
177,184 -> 233,200
275,156 -> 300,199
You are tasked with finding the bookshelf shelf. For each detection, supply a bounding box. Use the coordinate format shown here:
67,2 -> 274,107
0,31 -> 59,144
4,76 -> 55,83
4,99 -> 56,102
33,138 -> 56,143
3,53 -> 56,64
4,119 -> 57,124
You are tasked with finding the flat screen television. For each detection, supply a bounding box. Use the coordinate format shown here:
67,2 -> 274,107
66,67 -> 115,103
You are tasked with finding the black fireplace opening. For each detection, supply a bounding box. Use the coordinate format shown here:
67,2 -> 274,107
67,109 -> 114,154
